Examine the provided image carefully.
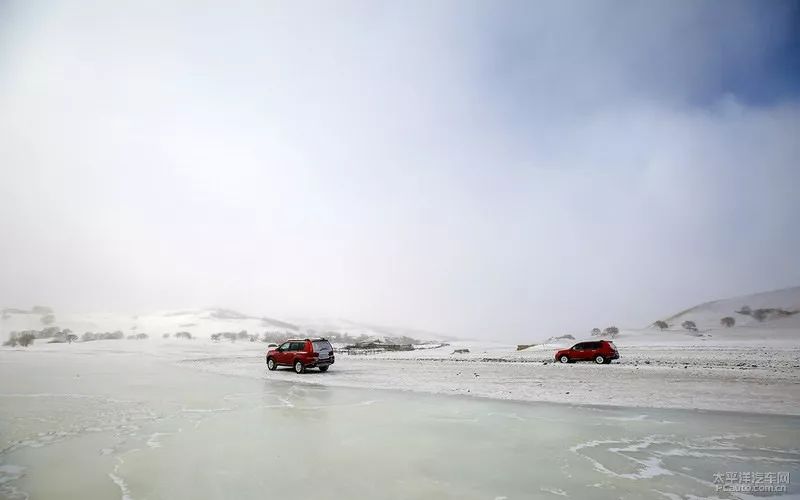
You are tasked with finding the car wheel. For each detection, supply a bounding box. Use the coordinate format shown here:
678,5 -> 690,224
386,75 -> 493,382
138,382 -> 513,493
319,366 -> 329,372
559,355 -> 570,363
294,360 -> 305,374
595,355 -> 605,364
604,358 -> 612,364
267,357 -> 276,371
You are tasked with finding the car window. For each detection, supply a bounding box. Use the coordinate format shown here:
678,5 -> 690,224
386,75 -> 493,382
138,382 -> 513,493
278,342 -> 291,351
290,341 -> 305,351
313,340 -> 332,352
587,342 -> 600,349
572,343 -> 585,350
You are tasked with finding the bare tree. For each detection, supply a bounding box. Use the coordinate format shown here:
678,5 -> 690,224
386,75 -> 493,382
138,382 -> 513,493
18,333 -> 35,347
654,320 -> 668,330
590,328 -> 601,336
603,326 -> 619,338
720,317 -> 735,328
681,320 -> 697,331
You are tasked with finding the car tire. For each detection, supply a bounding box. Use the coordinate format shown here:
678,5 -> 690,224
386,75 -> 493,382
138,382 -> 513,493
604,358 -> 612,364
294,360 -> 305,374
319,366 -> 329,373
595,355 -> 605,364
267,357 -> 277,371
559,355 -> 570,364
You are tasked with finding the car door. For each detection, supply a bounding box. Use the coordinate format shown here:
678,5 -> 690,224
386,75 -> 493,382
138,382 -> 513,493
289,342 -> 306,363
583,342 -> 599,360
572,343 -> 589,361
277,341 -> 291,364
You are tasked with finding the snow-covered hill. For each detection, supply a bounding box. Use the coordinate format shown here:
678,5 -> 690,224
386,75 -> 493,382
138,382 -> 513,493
659,286 -> 800,331
589,285 -> 800,346
0,306 -> 449,343
514,286 -> 800,346
4,286 -> 799,345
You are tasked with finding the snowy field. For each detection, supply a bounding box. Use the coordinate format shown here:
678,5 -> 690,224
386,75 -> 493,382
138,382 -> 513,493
1,347 -> 799,500
2,333 -> 799,416
2,288 -> 799,498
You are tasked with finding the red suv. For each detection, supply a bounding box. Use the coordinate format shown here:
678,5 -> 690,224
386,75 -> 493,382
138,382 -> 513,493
555,340 -> 618,364
266,338 -> 335,373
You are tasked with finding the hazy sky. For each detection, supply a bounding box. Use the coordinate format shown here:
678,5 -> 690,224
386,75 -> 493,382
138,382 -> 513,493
1,1 -> 799,340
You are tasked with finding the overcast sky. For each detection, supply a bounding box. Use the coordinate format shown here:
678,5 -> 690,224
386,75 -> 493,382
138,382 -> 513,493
1,1 -> 798,339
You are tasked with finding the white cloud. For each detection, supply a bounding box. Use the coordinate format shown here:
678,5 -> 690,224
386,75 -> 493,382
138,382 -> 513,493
1,0 -> 798,339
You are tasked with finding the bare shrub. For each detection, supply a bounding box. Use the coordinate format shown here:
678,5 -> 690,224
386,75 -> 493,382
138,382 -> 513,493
681,320 -> 697,331
720,317 -> 735,327
81,331 -> 124,342
18,333 -> 35,347
653,320 -> 668,330
751,308 -> 796,322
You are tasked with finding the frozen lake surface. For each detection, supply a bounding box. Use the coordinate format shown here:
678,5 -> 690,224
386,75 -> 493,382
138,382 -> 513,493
1,351 -> 798,499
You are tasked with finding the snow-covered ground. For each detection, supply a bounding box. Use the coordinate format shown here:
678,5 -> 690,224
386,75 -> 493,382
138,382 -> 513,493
2,286 -> 799,415
3,331 -> 798,416
2,349 -> 798,500
185,337 -> 800,415
2,285 -> 800,499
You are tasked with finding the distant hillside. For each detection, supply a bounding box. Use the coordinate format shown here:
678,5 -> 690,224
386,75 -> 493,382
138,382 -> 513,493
0,307 -> 449,343
658,286 -> 800,330
292,317 -> 457,343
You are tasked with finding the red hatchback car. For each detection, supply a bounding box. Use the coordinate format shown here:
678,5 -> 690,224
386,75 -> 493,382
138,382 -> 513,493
266,338 -> 335,373
555,340 -> 618,364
